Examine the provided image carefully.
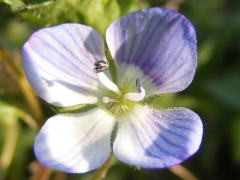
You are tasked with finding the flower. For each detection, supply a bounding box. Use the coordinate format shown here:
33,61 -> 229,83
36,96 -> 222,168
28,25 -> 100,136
22,7 -> 202,173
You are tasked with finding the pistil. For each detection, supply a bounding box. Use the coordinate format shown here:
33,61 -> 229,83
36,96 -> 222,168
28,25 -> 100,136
103,97 -> 118,103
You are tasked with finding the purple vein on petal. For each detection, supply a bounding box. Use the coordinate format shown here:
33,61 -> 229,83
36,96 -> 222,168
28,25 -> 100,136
140,19 -> 184,72
26,67 -> 99,98
130,120 -> 179,158
128,123 -> 172,158
28,35 -> 94,81
89,30 -> 103,61
130,124 -> 146,150
157,72 -> 193,92
132,16 -> 177,66
155,56 -> 193,87
148,122 -> 196,155
43,31 -> 94,77
146,120 -> 186,148
121,16 -> 129,62
60,26 -> 95,70
145,116 -> 191,146
152,43 -> 193,83
122,13 -> 162,65
72,26 -> 105,64
140,27 -> 192,88
28,36 -> 76,72
127,23 -> 141,63
141,119 -> 188,159
164,120 -> 197,132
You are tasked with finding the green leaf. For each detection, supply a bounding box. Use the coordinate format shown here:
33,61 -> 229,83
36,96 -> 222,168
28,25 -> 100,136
116,0 -> 135,15
0,101 -> 38,129
0,0 -> 24,7
0,100 -> 25,119
198,38 -> 216,66
19,0 -> 120,35
0,0 -> 54,12
12,0 -> 55,12
79,0 -> 121,35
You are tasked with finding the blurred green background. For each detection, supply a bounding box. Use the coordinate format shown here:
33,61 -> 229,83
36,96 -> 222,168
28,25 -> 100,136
1,0 -> 240,179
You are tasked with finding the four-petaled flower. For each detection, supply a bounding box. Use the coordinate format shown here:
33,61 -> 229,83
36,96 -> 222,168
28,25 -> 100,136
22,7 -> 203,173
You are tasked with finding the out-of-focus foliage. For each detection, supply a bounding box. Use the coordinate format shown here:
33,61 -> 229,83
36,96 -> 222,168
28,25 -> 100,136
1,0 -> 240,179
1,0 -> 121,35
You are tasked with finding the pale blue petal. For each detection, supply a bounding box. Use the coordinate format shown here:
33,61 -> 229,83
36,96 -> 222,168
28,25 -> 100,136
22,24 -> 105,106
113,105 -> 202,168
106,8 -> 197,95
34,108 -> 115,173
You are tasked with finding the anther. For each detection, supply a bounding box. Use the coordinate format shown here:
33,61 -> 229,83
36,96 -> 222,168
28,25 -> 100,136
94,60 -> 109,73
136,78 -> 141,93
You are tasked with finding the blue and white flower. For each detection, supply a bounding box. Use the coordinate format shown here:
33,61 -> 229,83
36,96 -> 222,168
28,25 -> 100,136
22,7 -> 202,173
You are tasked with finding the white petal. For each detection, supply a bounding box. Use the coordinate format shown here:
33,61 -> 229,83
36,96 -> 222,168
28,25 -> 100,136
34,107 -> 115,173
22,24 -> 106,106
113,105 -> 202,168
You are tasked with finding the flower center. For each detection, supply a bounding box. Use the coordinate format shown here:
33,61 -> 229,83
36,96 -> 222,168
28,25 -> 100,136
94,60 -> 146,115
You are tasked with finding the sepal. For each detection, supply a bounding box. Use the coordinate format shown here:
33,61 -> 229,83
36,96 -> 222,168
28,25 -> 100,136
49,104 -> 97,114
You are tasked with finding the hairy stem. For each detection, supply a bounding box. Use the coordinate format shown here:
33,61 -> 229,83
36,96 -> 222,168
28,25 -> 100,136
90,151 -> 114,180
169,165 -> 198,180
29,162 -> 53,180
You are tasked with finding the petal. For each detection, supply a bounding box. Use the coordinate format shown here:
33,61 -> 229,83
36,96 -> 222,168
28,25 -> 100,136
106,8 -> 197,95
34,107 -> 115,173
113,105 -> 202,168
22,24 -> 105,106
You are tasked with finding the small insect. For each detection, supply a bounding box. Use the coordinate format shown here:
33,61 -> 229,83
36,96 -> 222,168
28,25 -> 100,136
94,60 -> 109,73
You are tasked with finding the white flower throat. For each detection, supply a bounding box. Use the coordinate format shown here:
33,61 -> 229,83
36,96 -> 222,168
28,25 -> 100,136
94,60 -> 145,103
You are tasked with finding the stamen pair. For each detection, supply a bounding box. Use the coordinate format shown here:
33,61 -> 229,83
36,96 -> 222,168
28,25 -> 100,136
94,60 -> 145,103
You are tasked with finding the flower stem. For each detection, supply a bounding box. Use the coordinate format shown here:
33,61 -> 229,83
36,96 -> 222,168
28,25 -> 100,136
90,151 -> 114,180
29,162 -> 53,180
18,75 -> 43,125
164,0 -> 184,11
0,45 -> 43,126
169,164 -> 198,180
0,117 -> 19,180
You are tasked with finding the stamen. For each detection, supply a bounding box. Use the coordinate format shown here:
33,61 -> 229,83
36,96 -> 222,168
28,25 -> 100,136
103,97 -> 118,103
96,72 -> 121,95
124,78 -> 145,101
94,60 -> 121,95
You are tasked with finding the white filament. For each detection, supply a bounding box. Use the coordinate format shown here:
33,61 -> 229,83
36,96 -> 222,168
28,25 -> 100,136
124,87 -> 145,101
97,72 -> 121,95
